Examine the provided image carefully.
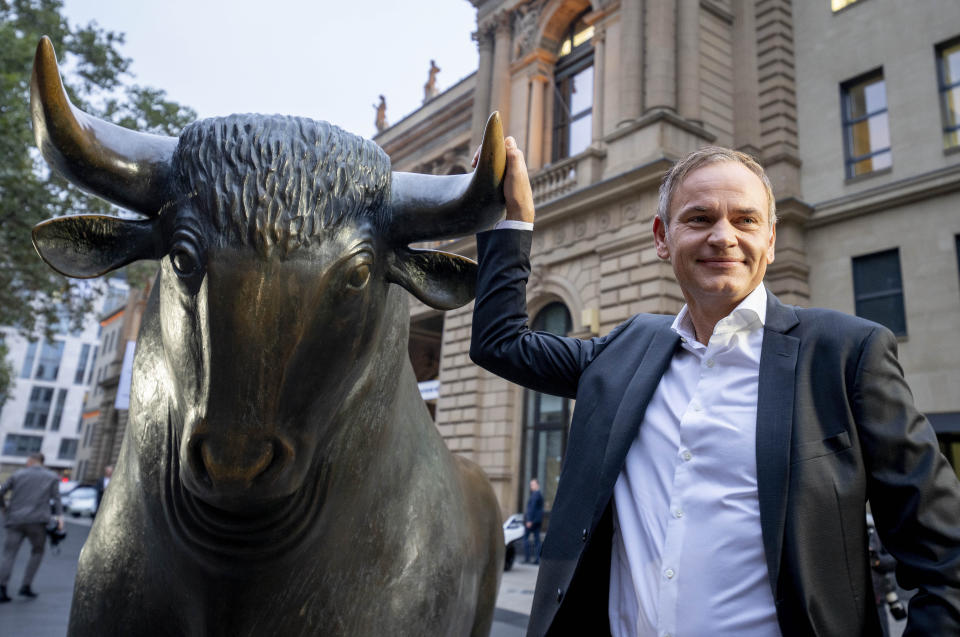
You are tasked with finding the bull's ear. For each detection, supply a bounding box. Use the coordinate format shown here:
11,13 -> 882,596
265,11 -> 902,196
32,214 -> 166,278
387,248 -> 477,311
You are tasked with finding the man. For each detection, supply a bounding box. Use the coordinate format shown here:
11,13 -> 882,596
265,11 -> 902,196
470,138 -> 960,635
524,478 -> 545,564
0,453 -> 63,602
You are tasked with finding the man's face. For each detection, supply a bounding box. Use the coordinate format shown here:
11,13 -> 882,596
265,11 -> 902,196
530,479 -> 539,492
653,161 -> 775,315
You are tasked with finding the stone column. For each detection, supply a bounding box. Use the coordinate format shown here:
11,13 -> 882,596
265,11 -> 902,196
590,24 -> 606,143
489,10 -> 514,134
618,0 -> 643,125
526,72 -> 549,170
676,0 -> 700,123
645,0 -> 677,112
471,21 -> 496,150
732,0 -> 761,154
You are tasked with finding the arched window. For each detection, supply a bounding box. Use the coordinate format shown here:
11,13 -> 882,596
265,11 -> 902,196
552,12 -> 594,161
521,302 -> 572,522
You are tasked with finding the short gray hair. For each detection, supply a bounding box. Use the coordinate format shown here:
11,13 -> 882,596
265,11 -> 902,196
656,146 -> 777,230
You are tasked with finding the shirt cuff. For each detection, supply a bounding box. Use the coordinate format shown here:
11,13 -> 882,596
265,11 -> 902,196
494,220 -> 534,231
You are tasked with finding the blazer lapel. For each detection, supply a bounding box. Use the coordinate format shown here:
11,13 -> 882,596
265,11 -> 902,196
594,325 -> 680,519
756,293 -> 800,599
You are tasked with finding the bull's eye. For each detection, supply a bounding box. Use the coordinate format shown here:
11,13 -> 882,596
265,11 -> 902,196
347,262 -> 371,290
171,247 -> 199,277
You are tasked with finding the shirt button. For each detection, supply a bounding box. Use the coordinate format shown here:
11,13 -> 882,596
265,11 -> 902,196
581,528 -> 588,542
682,451 -> 692,461
673,509 -> 683,519
665,568 -> 675,579
705,358 -> 715,368
691,401 -> 701,411
557,588 -> 564,603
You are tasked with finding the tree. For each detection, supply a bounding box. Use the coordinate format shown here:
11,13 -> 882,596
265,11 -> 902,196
0,0 -> 196,402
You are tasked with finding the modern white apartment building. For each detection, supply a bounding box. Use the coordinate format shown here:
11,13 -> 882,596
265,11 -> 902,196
0,278 -> 129,479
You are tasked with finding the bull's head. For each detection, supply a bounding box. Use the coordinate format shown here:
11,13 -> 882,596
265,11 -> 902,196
29,37 -> 505,512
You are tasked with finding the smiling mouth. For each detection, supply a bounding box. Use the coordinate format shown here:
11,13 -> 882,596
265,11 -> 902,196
698,258 -> 743,267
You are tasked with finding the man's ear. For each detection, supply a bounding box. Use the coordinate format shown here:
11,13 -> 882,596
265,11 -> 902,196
766,223 -> 776,264
652,215 -> 670,260
33,214 -> 166,278
387,247 -> 478,311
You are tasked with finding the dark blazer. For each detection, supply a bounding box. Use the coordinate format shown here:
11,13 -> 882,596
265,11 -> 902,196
470,229 -> 960,637
526,489 -> 544,527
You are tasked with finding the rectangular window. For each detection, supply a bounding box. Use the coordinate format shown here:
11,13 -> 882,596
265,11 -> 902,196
841,70 -> 891,178
2,434 -> 43,457
20,340 -> 38,378
938,37 -> 960,149
34,339 -> 65,381
74,343 -> 91,384
57,438 -> 79,460
49,388 -> 68,432
852,248 -> 907,336
86,346 -> 98,384
23,386 -> 55,430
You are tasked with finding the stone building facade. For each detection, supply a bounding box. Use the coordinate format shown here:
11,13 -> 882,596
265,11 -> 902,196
379,0 -> 960,522
73,282 -> 150,483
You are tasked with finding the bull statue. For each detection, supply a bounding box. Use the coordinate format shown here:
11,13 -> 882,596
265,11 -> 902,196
29,37 -> 505,636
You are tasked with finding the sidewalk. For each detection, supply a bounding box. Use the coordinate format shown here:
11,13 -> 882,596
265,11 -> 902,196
0,517 -> 90,637
491,559 -> 539,636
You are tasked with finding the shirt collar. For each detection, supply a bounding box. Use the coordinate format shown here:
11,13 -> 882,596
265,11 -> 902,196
671,284 -> 768,343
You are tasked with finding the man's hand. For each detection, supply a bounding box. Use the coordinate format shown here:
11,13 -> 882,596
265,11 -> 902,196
57,515 -> 64,531
473,135 -> 535,224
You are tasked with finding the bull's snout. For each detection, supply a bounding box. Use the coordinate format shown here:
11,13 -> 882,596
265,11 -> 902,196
184,434 -> 292,505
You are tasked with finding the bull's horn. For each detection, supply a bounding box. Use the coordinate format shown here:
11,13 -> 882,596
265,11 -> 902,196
387,112 -> 506,244
30,36 -> 177,216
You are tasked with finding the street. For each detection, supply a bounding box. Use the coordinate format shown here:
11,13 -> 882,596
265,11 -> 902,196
0,518 -> 533,637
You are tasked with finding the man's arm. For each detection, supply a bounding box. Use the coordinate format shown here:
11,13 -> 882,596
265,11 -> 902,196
853,326 -> 960,632
0,475 -> 12,510
469,137 -> 629,397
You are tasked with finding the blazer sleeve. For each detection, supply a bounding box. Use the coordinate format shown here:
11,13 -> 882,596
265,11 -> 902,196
853,326 -> 960,632
470,229 -> 631,399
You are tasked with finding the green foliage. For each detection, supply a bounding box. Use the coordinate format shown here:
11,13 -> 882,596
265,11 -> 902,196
0,341 -> 13,409
0,0 -> 194,339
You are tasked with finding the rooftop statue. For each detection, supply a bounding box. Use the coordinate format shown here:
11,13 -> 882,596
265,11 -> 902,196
29,36 -> 506,637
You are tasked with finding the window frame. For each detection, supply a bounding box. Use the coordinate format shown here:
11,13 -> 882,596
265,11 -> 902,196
3,433 -> 44,457
551,13 -> 594,163
936,36 -> 960,150
851,247 -> 907,337
840,69 -> 891,179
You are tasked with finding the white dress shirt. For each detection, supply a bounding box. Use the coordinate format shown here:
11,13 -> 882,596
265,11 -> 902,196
609,284 -> 781,637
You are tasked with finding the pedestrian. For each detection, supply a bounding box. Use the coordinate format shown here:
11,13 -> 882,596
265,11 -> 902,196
0,453 -> 64,602
524,478 -> 544,564
470,139 -> 960,635
94,464 -> 113,515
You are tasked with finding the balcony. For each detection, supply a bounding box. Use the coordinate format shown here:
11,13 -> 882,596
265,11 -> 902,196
530,146 -> 606,206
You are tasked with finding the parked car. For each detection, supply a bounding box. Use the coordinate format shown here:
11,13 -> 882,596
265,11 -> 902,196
62,485 -> 98,517
503,513 -> 525,571
50,480 -> 79,513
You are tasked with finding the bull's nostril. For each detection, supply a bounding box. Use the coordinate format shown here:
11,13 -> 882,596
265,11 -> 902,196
199,438 -> 275,487
188,436 -> 211,487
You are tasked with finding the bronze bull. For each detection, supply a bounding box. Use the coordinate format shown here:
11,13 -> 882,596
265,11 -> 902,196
29,37 -> 505,636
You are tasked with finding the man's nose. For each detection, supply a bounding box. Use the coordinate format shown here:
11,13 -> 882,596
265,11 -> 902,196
706,219 -> 737,246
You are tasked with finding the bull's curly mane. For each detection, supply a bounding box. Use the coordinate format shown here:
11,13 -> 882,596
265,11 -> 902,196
172,114 -> 391,256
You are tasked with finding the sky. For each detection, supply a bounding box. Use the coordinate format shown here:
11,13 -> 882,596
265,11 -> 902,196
60,0 -> 481,139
